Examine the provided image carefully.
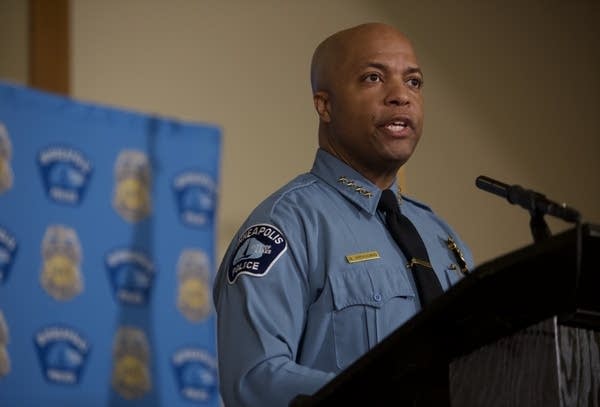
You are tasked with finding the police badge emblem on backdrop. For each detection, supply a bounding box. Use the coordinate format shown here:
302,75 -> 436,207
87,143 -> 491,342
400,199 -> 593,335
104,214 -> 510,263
111,326 -> 152,400
34,324 -> 91,385
0,123 -> 13,194
0,310 -> 10,378
105,248 -> 155,305
0,226 -> 17,284
113,150 -> 152,223
0,82 -> 221,406
40,224 -> 84,301
177,249 -> 212,322
172,170 -> 217,228
37,145 -> 93,205
171,347 -> 218,402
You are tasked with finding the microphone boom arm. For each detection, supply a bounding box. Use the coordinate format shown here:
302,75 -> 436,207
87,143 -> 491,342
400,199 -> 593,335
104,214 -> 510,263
475,175 -> 582,242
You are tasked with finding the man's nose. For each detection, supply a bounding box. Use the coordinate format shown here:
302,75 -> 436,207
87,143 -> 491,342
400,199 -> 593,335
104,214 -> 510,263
384,80 -> 410,106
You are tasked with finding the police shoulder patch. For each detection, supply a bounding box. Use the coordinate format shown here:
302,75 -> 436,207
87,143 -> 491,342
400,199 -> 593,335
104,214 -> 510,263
228,223 -> 287,284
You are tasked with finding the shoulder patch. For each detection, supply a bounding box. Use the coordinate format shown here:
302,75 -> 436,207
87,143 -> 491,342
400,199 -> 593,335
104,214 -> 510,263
228,224 -> 287,284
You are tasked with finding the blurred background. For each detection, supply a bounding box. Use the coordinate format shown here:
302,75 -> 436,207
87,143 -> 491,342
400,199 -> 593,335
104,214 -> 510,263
1,0 -> 599,265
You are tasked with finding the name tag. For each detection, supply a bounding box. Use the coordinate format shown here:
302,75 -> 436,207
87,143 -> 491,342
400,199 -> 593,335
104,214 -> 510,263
345,251 -> 380,264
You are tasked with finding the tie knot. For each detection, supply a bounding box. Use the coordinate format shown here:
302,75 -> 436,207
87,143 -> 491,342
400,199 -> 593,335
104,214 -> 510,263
378,189 -> 399,214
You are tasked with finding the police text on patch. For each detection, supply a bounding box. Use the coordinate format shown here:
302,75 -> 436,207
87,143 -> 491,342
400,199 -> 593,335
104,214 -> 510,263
228,224 -> 287,283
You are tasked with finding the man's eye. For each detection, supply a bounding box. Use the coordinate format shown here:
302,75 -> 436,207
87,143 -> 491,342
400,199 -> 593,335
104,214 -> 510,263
407,77 -> 423,89
364,73 -> 382,83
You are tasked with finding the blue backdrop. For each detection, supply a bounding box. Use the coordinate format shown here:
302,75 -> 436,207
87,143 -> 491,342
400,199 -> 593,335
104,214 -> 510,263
0,82 -> 222,406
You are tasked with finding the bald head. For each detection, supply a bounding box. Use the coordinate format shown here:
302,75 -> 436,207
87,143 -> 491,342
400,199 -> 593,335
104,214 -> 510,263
310,23 -> 414,94
309,22 -> 424,188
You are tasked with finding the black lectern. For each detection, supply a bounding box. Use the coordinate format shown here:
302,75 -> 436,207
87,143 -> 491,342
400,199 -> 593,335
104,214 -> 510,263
290,223 -> 600,406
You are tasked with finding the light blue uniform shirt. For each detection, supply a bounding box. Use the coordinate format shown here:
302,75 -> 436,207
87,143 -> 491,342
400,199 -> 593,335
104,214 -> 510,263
213,149 -> 473,406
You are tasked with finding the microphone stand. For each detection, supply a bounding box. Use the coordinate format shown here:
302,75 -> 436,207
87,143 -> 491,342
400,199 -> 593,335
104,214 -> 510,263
529,209 -> 552,243
475,175 -> 581,244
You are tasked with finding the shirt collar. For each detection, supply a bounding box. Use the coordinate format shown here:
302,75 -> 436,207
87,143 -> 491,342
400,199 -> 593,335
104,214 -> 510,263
310,149 -> 399,215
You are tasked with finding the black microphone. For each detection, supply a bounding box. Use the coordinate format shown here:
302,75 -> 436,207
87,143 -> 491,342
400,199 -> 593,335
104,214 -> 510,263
475,175 -> 581,223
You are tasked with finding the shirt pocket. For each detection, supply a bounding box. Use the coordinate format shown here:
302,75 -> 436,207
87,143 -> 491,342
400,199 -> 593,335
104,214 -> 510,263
443,264 -> 464,288
329,266 -> 415,370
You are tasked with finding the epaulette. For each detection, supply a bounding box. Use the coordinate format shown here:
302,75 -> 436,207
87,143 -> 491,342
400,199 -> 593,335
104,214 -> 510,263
400,194 -> 433,212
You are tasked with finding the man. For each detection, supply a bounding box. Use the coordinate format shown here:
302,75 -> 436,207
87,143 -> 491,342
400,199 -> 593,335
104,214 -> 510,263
213,22 -> 473,406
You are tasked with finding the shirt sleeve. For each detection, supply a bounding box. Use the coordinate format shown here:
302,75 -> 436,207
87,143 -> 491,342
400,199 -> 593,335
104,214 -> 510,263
213,203 -> 335,406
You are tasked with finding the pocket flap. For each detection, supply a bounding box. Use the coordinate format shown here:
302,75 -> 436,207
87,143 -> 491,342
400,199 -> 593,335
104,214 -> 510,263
329,266 -> 414,311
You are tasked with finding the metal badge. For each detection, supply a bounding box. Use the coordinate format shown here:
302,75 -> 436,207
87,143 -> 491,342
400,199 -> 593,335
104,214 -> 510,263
40,224 -> 83,301
0,122 -> 13,194
112,326 -> 151,400
0,310 -> 8,344
177,249 -> 212,322
0,310 -> 9,377
0,346 -> 9,378
446,236 -> 469,275
113,150 -> 152,223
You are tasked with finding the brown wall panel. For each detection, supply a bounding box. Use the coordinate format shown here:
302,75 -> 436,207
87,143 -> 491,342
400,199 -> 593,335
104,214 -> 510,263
28,0 -> 69,95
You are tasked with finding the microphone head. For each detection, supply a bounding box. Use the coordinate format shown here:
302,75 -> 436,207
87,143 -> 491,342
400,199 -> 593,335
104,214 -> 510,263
475,175 -> 509,199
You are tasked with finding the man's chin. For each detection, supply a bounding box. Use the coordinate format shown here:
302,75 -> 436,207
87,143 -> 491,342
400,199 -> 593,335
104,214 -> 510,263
384,148 -> 416,168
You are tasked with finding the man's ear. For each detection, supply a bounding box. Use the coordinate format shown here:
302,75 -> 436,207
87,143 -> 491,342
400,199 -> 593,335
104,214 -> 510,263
313,91 -> 331,123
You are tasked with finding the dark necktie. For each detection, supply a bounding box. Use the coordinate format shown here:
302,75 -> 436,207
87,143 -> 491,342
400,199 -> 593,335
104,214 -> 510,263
378,189 -> 444,306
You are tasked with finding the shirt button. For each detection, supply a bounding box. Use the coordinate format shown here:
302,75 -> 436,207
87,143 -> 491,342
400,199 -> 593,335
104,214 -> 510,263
373,293 -> 382,302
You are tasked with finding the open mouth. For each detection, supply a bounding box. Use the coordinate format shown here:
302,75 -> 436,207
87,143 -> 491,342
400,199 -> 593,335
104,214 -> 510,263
385,121 -> 408,131
378,116 -> 414,136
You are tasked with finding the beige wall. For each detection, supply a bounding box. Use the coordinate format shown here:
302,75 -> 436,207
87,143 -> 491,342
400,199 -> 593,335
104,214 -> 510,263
388,0 -> 600,261
0,0 -> 28,85
3,0 -> 599,265
391,0 -> 600,263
